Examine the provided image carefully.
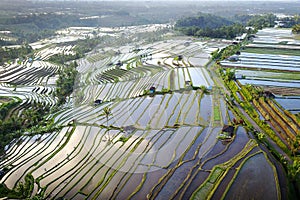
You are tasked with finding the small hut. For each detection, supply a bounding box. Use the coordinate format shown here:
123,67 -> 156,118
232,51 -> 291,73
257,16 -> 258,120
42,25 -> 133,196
94,99 -> 103,106
221,125 -> 235,137
149,86 -> 156,94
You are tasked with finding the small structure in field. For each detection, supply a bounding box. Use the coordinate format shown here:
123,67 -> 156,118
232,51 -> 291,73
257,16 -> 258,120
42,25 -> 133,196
218,125 -> 235,140
116,60 -> 122,67
185,80 -> 192,87
222,125 -> 234,136
149,86 -> 156,94
94,99 -> 103,106
264,91 -> 275,99
0,170 -> 5,178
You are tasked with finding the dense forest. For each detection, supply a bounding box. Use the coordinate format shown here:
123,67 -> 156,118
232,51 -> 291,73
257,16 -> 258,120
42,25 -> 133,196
175,13 -> 249,39
176,14 -> 233,30
55,61 -> 78,105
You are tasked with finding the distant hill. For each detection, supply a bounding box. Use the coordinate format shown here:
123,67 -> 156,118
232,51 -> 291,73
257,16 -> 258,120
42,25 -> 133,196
175,13 -> 247,39
175,13 -> 234,30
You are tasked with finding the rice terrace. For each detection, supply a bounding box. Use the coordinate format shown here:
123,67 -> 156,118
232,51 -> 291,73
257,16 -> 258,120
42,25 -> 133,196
0,0 -> 300,199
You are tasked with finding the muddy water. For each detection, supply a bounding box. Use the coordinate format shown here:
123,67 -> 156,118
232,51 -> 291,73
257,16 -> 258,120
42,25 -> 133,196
224,153 -> 279,200
155,162 -> 196,200
199,94 -> 212,123
137,95 -> 163,128
181,170 -> 210,200
211,159 -> 244,200
183,127 -> 207,161
202,126 -> 250,170
189,57 -> 209,67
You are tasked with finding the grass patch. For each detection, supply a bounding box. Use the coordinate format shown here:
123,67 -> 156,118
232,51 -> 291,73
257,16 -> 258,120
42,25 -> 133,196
243,47 -> 300,56
191,139 -> 258,200
269,73 -> 300,80
118,136 -> 130,143
240,70 -> 300,81
213,105 -> 221,121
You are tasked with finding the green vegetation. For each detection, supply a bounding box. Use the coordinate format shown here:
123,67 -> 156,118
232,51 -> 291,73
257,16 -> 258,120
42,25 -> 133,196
243,47 -> 300,56
214,44 -> 241,61
0,44 -> 32,64
176,13 -> 233,29
191,140 -> 258,200
0,97 -> 20,120
47,53 -> 81,65
194,24 -> 246,39
118,136 -> 130,143
213,105 -> 221,121
217,35 -> 300,197
292,24 -> 300,34
0,100 -> 57,154
175,13 -> 247,39
0,175 -> 34,199
246,14 -> 277,29
55,61 -> 78,105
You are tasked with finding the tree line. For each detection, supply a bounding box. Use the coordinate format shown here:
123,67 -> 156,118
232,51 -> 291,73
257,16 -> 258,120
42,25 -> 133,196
175,13 -> 300,39
55,61 -> 78,105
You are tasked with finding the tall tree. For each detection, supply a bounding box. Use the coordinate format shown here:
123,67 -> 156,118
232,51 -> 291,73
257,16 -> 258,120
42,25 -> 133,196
103,106 -> 112,142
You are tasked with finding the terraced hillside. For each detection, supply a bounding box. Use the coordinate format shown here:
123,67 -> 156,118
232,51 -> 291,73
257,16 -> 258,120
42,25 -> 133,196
0,26 -> 286,199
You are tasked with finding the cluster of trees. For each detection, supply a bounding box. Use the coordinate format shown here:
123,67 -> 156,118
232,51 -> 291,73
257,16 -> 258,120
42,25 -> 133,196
48,53 -> 81,65
175,13 -> 250,39
211,44 -> 241,61
176,13 -> 233,29
72,37 -> 103,57
0,97 -> 21,119
175,13 -> 243,39
194,24 -> 247,39
175,13 -> 280,39
246,14 -> 277,29
55,61 -> 78,105
0,44 -> 32,64
292,24 -> 300,34
0,102 -> 51,154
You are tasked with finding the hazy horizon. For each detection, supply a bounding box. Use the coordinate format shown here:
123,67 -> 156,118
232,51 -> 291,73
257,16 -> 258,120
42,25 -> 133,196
31,0 -> 299,1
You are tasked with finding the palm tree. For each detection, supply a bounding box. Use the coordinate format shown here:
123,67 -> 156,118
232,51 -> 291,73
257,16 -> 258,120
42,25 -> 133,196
103,106 -> 112,142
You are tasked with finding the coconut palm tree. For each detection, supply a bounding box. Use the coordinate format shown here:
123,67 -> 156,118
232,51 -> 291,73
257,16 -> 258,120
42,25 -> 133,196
103,106 -> 112,142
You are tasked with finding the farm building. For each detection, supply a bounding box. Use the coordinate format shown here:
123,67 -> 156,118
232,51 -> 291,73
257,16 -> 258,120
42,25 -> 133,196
149,86 -> 156,94
221,125 -> 235,137
94,99 -> 103,106
185,80 -> 192,86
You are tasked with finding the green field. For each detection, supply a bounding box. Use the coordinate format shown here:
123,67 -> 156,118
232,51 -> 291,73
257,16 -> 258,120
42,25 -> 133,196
243,47 -> 300,56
